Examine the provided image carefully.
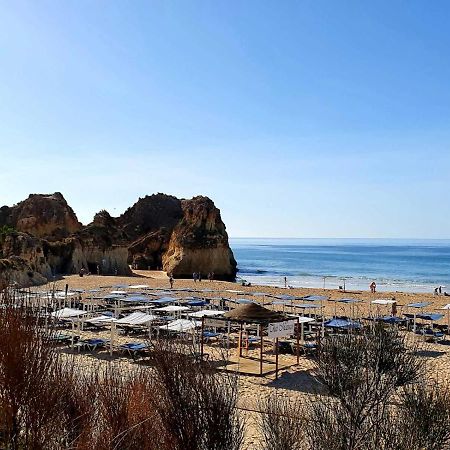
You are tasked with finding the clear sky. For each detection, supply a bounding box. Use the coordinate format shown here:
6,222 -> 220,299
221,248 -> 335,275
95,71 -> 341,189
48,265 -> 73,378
1,1 -> 449,238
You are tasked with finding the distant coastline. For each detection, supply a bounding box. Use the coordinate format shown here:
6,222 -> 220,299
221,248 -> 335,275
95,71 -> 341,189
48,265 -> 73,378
229,238 -> 450,294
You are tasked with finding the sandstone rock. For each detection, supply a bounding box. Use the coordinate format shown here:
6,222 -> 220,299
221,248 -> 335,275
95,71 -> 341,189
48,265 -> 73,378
0,257 -> 48,287
2,232 -> 53,279
162,196 -> 237,280
118,193 -> 183,240
0,192 -> 82,240
0,192 -> 237,286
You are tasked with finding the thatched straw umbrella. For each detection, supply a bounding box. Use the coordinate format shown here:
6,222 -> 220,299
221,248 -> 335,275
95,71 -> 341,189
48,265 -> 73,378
224,303 -> 286,323
223,303 -> 291,378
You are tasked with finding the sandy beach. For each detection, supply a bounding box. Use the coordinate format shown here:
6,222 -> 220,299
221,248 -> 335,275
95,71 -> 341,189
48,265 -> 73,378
33,270 -> 450,449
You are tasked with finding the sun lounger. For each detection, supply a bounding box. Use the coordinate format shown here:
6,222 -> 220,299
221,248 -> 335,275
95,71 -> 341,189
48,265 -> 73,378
48,333 -> 79,345
119,342 -> 150,358
74,338 -> 109,352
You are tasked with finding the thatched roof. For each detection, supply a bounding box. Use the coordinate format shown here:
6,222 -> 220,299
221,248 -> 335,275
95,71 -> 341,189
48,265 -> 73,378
223,303 -> 286,323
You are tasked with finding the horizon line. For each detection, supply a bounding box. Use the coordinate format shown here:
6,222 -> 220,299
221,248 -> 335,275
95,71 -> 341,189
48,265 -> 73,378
228,236 -> 450,240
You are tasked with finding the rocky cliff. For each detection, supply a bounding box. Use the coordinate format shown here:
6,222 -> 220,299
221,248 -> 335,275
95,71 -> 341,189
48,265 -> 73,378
0,192 -> 81,240
0,192 -> 236,286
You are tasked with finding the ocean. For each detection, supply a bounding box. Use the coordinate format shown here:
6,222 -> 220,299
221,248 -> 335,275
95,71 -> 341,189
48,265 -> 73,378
229,238 -> 450,294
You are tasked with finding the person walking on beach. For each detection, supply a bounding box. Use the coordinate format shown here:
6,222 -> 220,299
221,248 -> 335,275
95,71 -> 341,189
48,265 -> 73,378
284,276 -> 287,288
370,281 -> 376,294
169,273 -> 174,289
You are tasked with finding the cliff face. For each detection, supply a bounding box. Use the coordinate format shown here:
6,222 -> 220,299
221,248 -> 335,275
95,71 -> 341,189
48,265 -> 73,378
0,192 -> 237,286
121,194 -> 236,280
0,193 -> 81,240
162,197 -> 237,279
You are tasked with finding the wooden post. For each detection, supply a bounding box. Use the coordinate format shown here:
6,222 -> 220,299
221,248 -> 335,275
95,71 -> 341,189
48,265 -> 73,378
275,337 -> 279,379
200,317 -> 205,360
296,317 -> 300,365
239,323 -> 243,357
260,325 -> 263,376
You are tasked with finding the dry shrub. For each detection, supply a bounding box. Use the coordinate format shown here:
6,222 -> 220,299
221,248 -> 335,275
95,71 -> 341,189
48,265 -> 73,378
258,393 -> 304,450
305,326 -> 425,450
0,287 -> 244,450
0,286 -> 68,449
147,339 -> 244,450
386,381 -> 450,450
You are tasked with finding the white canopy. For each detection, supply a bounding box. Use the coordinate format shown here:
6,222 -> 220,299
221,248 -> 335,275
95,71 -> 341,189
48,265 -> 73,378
50,308 -> 87,319
290,316 -> 315,324
54,291 -> 78,299
154,305 -> 191,313
116,312 -> 157,325
441,304 -> 450,310
110,290 -> 128,295
188,309 -> 225,318
372,299 -> 396,305
85,315 -> 117,324
159,319 -> 201,332
128,285 -> 149,289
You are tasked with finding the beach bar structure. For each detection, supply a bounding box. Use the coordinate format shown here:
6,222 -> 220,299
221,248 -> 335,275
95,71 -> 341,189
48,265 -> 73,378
202,303 -> 301,379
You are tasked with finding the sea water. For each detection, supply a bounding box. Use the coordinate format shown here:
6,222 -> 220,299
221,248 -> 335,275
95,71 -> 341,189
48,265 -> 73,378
229,238 -> 450,294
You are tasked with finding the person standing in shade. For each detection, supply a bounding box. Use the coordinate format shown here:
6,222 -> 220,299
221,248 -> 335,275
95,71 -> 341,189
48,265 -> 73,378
193,272 -> 197,283
211,271 -> 214,282
198,272 -> 202,282
391,301 -> 397,316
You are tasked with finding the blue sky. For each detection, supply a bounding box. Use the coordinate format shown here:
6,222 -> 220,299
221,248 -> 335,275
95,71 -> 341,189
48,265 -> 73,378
1,1 -> 449,238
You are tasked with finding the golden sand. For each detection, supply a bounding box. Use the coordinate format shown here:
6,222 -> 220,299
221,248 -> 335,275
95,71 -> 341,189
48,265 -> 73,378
40,270 -> 450,449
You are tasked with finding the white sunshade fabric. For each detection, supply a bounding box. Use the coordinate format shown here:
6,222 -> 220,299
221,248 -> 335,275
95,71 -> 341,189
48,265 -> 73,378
441,304 -> 450,310
50,308 -> 87,319
53,291 -> 78,299
110,290 -> 128,295
116,312 -> 158,325
154,305 -> 191,312
372,299 -> 396,305
128,285 -> 149,289
292,316 -> 315,324
85,315 -> 117,324
188,310 -> 226,318
159,319 -> 201,332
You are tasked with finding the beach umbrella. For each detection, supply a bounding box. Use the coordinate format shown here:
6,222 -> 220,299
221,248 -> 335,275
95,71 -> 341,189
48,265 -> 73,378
121,295 -> 152,303
302,296 -> 328,337
324,318 -> 362,330
150,297 -> 177,304
379,316 -> 406,325
416,312 -> 445,339
337,298 -> 362,319
441,304 -> 450,335
407,302 -> 432,333
236,298 -> 257,305
371,299 -> 396,320
189,310 -> 225,318
50,308 -> 87,319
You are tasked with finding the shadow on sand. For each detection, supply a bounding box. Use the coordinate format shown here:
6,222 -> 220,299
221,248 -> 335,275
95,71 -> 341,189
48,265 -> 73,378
267,370 -> 325,394
415,349 -> 447,358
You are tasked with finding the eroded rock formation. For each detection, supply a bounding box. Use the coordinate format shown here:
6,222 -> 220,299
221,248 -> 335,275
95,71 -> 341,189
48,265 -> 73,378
0,192 -> 236,286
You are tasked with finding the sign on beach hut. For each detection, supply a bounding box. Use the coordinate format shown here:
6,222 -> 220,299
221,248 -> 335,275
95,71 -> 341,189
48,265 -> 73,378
267,319 -> 296,338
